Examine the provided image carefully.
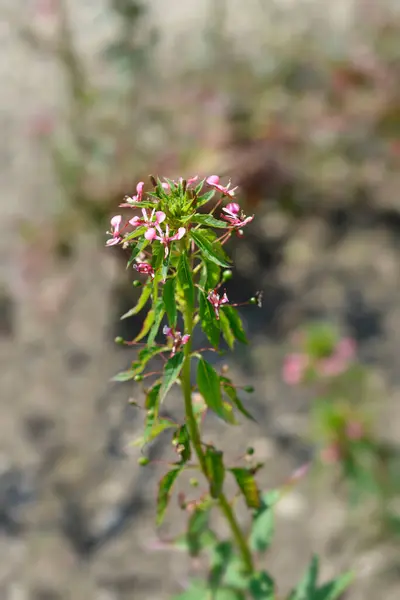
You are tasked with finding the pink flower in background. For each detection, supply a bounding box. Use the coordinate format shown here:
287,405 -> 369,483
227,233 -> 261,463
29,113 -> 55,138
206,175 -> 238,198
163,326 -> 190,356
133,263 -> 155,279
222,202 -> 254,229
207,289 -> 229,320
147,225 -> 186,256
282,353 -> 309,386
346,420 -> 364,440
320,442 -> 341,465
119,181 -> 145,207
129,208 -> 166,240
319,337 -> 356,377
106,215 -> 123,246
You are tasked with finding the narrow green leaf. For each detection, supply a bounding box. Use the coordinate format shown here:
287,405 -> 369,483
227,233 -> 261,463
199,291 -> 220,348
178,252 -> 195,312
173,425 -> 191,463
127,236 -> 149,266
111,369 -> 135,382
131,345 -> 167,377
147,297 -> 165,346
159,351 -> 185,404
197,358 -> 226,420
192,214 -> 228,228
157,467 -> 182,525
151,241 -> 164,270
222,306 -> 248,344
187,506 -> 213,557
221,377 -> 255,421
220,311 -> 235,349
121,285 -> 152,320
163,278 -> 177,327
196,189 -> 216,207
249,491 -> 280,553
134,412 -> 176,447
124,225 -> 147,244
249,571 -> 275,599
200,261 -> 221,291
289,555 -> 319,600
205,446 -> 225,498
134,308 -> 155,342
314,572 -> 353,600
145,382 -> 161,412
191,229 -> 231,268
194,178 -> 206,196
161,251 -> 171,282
223,558 -> 250,591
170,580 -> 208,600
230,468 -> 261,509
209,541 -> 234,592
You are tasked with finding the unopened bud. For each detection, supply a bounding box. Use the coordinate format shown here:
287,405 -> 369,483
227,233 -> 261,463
221,364 -> 229,374
243,385 -> 254,393
133,280 -> 142,288
138,456 -> 150,466
134,374 -> 144,382
149,174 -> 157,187
222,269 -> 233,282
246,446 -> 255,456
114,336 -> 124,345
249,297 -> 257,305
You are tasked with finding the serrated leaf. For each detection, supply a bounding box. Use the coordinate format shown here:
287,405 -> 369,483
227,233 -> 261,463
249,490 -> 280,553
178,252 -> 195,313
314,572 -> 353,600
196,189 -> 216,207
222,306 -> 248,344
289,555 -> 319,600
163,278 -> 177,327
221,377 -> 255,421
205,446 -> 225,498
134,308 -> 155,342
127,235 -> 149,266
159,351 -> 185,404
197,358 -> 227,420
147,297 -> 165,346
191,229 -> 231,268
121,284 -> 152,319
249,571 -> 275,599
219,311 -> 235,349
230,468 -> 261,509
157,467 -> 183,525
192,214 -> 228,228
199,291 -> 220,348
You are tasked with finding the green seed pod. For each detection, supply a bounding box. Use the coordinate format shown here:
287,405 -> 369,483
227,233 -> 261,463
222,269 -> 233,282
138,457 -> 150,466
114,336 -> 124,345
246,447 -> 255,456
243,385 -> 255,393
133,280 -> 142,288
249,297 -> 257,305
134,375 -> 144,382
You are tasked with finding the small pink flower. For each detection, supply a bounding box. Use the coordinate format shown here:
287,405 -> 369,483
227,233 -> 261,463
129,208 -> 166,237
106,215 -> 123,246
222,202 -> 254,229
346,421 -> 364,441
319,337 -> 356,377
133,263 -> 155,279
320,443 -> 341,465
206,175 -> 238,198
119,181 -> 145,207
163,325 -> 190,356
282,353 -> 309,386
207,289 -> 229,320
149,225 -> 186,257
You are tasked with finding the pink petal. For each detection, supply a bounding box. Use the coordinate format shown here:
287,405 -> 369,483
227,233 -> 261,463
174,227 -> 186,240
145,228 -> 157,241
206,175 -> 220,185
162,182 -> 170,191
181,334 -> 191,345
225,202 -> 240,215
129,216 -> 140,226
110,215 -> 122,229
155,211 -> 166,224
136,181 -> 144,199
187,176 -> 199,186
106,238 -> 120,246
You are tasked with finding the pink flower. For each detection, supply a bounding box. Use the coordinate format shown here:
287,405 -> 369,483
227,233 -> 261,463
106,215 -> 123,246
319,337 -> 356,377
207,289 -> 229,320
133,263 -> 155,279
147,225 -> 186,257
119,181 -> 145,207
129,208 -> 166,240
282,353 -> 309,386
320,443 -> 341,465
345,421 -> 364,441
163,325 -> 190,356
206,175 -> 238,198
222,202 -> 254,229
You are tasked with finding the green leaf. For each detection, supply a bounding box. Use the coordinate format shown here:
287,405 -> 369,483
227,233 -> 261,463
290,555 -> 319,600
152,241 -> 164,270
196,189 -> 216,207
171,580 -> 208,600
209,541 -> 234,592
145,383 -> 161,413
147,297 -> 165,346
134,412 -> 176,447
159,351 -> 185,404
130,345 -> 167,378
121,284 -> 152,319
201,261 -> 221,290
197,358 -> 227,420
157,467 -> 183,525
221,377 -> 255,422
223,558 -> 250,591
187,506 -> 214,557
192,214 -> 228,228
163,277 -> 177,327
127,235 -> 149,266
249,491 -> 280,553
173,425 -> 191,463
205,446 -> 225,498
178,252 -> 195,313
134,308 -> 155,342
249,571 -> 275,599
111,369 -> 135,382
123,225 -> 147,244
314,572 -> 353,600
161,251 -> 171,282
215,590 -> 246,600
222,306 -> 248,345
230,468 -> 261,509
191,229 -> 231,268
220,311 -> 235,349
199,291 -> 220,348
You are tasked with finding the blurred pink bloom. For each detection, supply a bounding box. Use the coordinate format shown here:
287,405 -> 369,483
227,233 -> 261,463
222,202 -> 254,229
106,215 -> 123,246
163,325 -> 190,356
282,353 -> 309,386
129,208 -> 166,241
133,263 -> 155,279
147,225 -> 186,257
207,289 -> 229,320
29,113 -> 55,138
119,181 -> 145,207
320,443 -> 341,465
206,175 -> 238,198
319,337 -> 356,377
34,0 -> 58,16
346,421 -> 364,440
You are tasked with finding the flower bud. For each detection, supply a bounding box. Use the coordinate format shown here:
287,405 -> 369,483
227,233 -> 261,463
222,269 -> 233,282
114,336 -> 124,344
149,174 -> 157,187
133,280 -> 142,288
138,456 -> 150,466
246,447 -> 255,456
243,385 -> 254,393
134,374 -> 144,382
249,297 -> 257,305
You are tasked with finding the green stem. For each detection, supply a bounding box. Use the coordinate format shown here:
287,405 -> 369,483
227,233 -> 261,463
181,268 -> 254,573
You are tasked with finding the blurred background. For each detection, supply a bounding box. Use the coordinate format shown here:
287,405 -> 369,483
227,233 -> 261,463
0,0 -> 399,598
